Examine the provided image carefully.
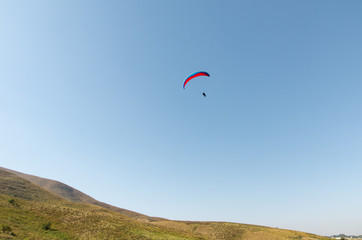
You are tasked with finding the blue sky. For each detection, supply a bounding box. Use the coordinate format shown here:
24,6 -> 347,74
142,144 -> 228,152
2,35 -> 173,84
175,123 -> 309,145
1,0 -> 362,236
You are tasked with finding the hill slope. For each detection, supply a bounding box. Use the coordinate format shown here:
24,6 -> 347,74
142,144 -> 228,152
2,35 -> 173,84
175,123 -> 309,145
0,166 -> 155,221
0,167 -> 331,240
0,169 -> 206,239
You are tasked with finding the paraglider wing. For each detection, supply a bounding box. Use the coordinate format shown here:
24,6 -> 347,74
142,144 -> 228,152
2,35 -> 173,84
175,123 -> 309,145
183,71 -> 210,89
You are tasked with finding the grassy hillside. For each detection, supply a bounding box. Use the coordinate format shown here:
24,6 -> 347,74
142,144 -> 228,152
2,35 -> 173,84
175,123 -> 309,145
0,167 -> 155,221
0,167 -> 331,239
0,169 -> 204,239
152,221 -> 330,240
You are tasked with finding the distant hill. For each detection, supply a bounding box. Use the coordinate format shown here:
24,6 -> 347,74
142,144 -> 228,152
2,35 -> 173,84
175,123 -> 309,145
1,166 -> 98,202
0,166 -> 159,222
0,167 -> 332,240
0,168 -> 204,239
330,234 -> 362,239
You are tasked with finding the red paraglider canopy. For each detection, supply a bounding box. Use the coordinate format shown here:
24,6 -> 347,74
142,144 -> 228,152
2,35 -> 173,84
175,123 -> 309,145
183,71 -> 210,89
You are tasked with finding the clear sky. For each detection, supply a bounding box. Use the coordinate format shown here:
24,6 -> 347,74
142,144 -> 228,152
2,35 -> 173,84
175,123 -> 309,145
1,0 -> 362,236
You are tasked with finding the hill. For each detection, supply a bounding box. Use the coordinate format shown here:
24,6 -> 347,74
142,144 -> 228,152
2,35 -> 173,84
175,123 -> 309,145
0,168 -> 207,239
0,167 -> 159,222
0,167 -> 332,239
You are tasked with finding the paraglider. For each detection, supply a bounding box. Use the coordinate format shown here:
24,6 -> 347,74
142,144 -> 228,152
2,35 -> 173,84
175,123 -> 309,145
183,71 -> 210,97
183,71 -> 210,89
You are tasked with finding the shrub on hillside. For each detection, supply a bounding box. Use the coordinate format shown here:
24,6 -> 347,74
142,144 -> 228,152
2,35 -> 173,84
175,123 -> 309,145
42,222 -> 51,230
2,224 -> 12,233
